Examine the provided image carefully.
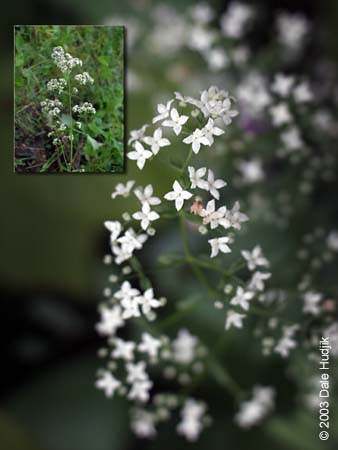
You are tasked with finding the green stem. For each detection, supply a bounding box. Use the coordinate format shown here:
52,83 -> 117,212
68,77 -> 73,171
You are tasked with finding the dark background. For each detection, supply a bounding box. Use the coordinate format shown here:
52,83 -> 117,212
1,1 -> 338,449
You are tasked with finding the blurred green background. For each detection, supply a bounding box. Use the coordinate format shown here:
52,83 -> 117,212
1,0 -> 338,449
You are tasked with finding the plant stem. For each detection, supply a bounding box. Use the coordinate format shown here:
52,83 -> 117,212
68,76 -> 73,171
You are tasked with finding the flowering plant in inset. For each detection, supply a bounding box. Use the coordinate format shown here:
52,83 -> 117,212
95,87 -> 279,440
40,46 -> 96,172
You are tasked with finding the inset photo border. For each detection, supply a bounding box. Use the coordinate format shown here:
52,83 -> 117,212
14,25 -> 125,173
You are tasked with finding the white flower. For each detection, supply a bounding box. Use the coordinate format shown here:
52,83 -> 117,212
280,127 -> 303,151
271,73 -> 295,97
241,246 -> 269,271
143,128 -> 170,155
274,325 -> 298,357
269,103 -> 292,127
134,184 -> 161,205
183,128 -> 210,154
277,12 -> 309,51
96,305 -> 124,336
164,181 -> 193,211
104,220 -> 122,242
238,159 -> 264,184
188,166 -> 208,190
117,228 -> 147,254
132,202 -> 160,230
230,286 -> 255,311
172,329 -> 198,364
225,310 -> 246,330
111,245 -> 132,265
208,237 -> 231,258
163,108 -> 189,135
327,231 -> 338,252
114,281 -> 140,302
303,291 -> 322,316
235,386 -> 275,428
199,199 -> 226,229
131,409 -> 157,438
126,361 -> 148,383
96,371 -> 121,397
128,141 -> 153,170
204,169 -> 227,199
177,399 -> 206,441
128,124 -> 149,145
203,118 -> 224,145
111,181 -> 135,199
112,338 -> 135,361
293,82 -> 313,103
221,201 -> 249,230
153,99 -> 174,123
137,288 -> 161,315
128,379 -> 153,403
221,2 -> 253,39
248,272 -> 271,292
138,332 -> 162,358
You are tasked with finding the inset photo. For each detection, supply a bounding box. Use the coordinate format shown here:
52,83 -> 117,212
14,25 -> 124,173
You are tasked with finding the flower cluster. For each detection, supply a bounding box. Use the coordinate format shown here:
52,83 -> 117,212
40,46 -> 96,171
51,46 -> 82,73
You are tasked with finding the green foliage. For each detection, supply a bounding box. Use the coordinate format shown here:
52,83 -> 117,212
14,25 -> 124,173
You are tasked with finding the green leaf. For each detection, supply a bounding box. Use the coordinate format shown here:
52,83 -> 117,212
86,135 -> 104,151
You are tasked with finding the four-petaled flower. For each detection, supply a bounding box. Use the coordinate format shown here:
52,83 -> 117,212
134,184 -> 161,205
111,181 -> 135,199
199,199 -> 226,229
183,128 -> 210,154
208,237 -> 231,258
241,246 -> 269,271
96,370 -> 121,397
204,169 -> 227,199
230,286 -> 255,311
152,99 -> 174,123
203,118 -> 224,145
138,332 -> 162,358
225,310 -> 246,330
188,166 -> 208,189
128,141 -> 153,170
143,128 -> 171,155
164,181 -> 193,211
132,202 -> 160,230
163,108 -> 189,135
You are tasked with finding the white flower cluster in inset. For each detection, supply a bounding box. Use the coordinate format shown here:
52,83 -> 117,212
74,71 -> 94,85
72,102 -> 96,114
40,99 -> 63,116
51,46 -> 83,73
46,78 -> 67,94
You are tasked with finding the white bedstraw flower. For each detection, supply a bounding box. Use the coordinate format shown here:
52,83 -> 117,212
143,128 -> 170,155
112,338 -> 135,361
235,385 -> 275,428
104,221 -> 122,242
126,361 -> 148,383
137,288 -> 161,315
177,399 -> 206,441
131,409 -> 157,438
269,103 -> 292,127
203,118 -> 224,145
274,325 -> 298,357
199,199 -> 226,229
303,291 -> 322,316
132,202 -> 160,230
208,237 -> 231,258
128,124 -> 149,145
138,332 -> 162,358
271,73 -> 295,97
111,245 -> 132,265
164,181 -> 192,211
230,286 -> 255,311
225,310 -> 246,330
238,159 -> 264,184
96,371 -> 121,397
117,228 -> 147,254
183,128 -> 210,154
128,141 -> 152,170
188,166 -> 209,190
134,184 -> 161,205
128,380 -> 153,403
153,99 -> 174,123
111,180 -> 135,199
241,246 -> 269,271
96,305 -> 124,336
280,127 -> 303,151
172,329 -> 198,364
293,81 -> 313,103
248,272 -> 271,292
204,169 -> 227,199
163,108 -> 189,135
